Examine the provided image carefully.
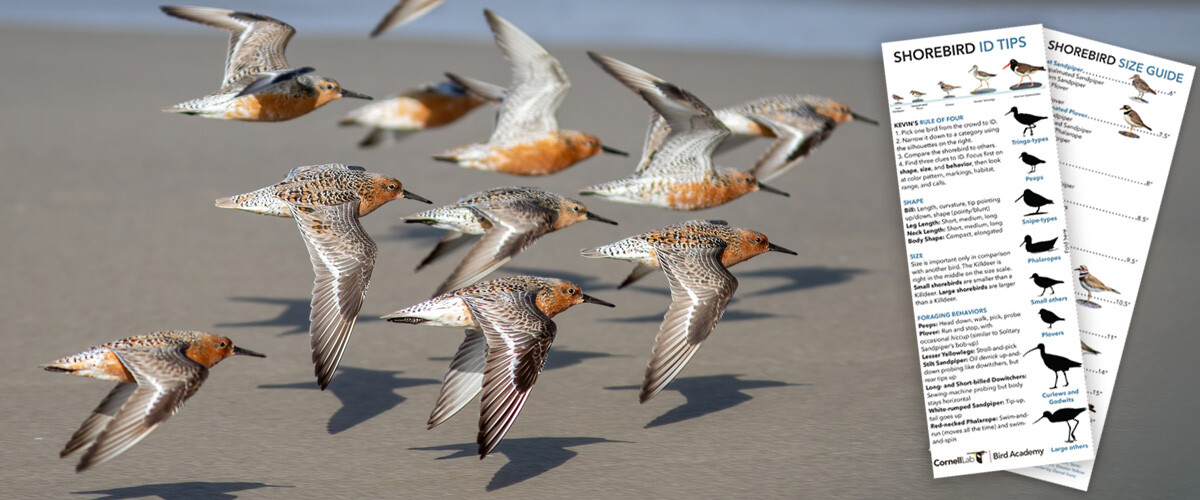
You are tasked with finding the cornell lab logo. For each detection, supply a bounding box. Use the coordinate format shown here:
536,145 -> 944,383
932,451 -> 987,467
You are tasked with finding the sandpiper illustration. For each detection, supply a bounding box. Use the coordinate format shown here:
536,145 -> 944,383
1015,189 -> 1053,216
636,94 -> 876,182
382,276 -> 614,457
43,331 -> 265,472
369,0 -> 444,37
1081,340 -> 1100,355
160,5 -> 372,121
1030,273 -> 1064,296
892,94 -> 904,105
1130,74 -> 1156,102
579,53 -> 789,210
1038,308 -> 1065,329
1020,235 -> 1057,253
405,186 -> 617,297
1003,59 -> 1045,88
1034,407 -> 1087,443
968,64 -> 996,93
432,10 -> 625,175
1119,105 -> 1151,138
217,164 -> 430,389
1076,265 -> 1120,305
581,220 -> 795,402
1006,107 -> 1047,136
1019,152 -> 1045,174
339,78 -> 502,148
910,90 -> 926,102
1024,343 -> 1082,389
937,81 -> 959,97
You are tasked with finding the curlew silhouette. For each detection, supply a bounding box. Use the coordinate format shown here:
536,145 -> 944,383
1024,343 -> 1082,389
1038,308 -> 1065,328
1006,107 -> 1047,136
1030,273 -> 1064,296
1015,189 -> 1053,216
1034,407 -> 1087,442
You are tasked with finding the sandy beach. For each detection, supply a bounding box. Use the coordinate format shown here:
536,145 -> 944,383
0,26 -> 1196,498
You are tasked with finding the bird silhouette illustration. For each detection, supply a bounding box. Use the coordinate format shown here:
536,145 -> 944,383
1024,344 -> 1082,389
1019,152 -> 1045,174
1006,107 -> 1046,136
1033,407 -> 1087,443
1020,235 -> 1057,253
1015,189 -> 1054,216
1029,274 -> 1064,296
1038,308 -> 1065,329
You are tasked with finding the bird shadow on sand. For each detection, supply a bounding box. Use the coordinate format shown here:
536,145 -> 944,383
606,374 -> 805,428
411,437 -> 627,491
737,265 -> 866,298
72,481 -> 290,500
598,304 -> 779,324
428,346 -> 624,372
258,366 -> 439,434
381,223 -> 448,244
215,296 -> 383,336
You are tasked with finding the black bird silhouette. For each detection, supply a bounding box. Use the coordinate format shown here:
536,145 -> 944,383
1038,308 -> 1065,328
1020,235 -> 1057,253
1006,107 -> 1047,136
1034,407 -> 1087,442
1018,152 -> 1045,173
1029,273 -> 1064,296
1024,343 -> 1082,388
1015,189 -> 1053,216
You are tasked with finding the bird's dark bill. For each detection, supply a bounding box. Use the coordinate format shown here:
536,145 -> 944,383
581,294 -> 616,308
403,190 -> 433,204
586,211 -> 619,225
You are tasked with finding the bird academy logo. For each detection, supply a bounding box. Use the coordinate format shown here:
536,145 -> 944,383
932,450 -> 988,467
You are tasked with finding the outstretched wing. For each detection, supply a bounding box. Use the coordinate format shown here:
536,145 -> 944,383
640,243 -> 736,402
433,201 -> 552,296
484,10 -> 569,145
463,289 -> 556,457
291,202 -> 377,389
427,329 -> 488,429
161,5 -> 296,89
369,0 -> 444,37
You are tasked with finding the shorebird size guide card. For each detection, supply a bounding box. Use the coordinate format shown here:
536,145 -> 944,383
882,24 -> 1096,478
1008,28 -> 1195,491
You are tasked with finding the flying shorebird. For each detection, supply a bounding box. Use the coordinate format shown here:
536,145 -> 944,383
1019,152 -> 1045,173
432,10 -> 626,175
1015,189 -> 1054,216
1038,308 -> 1065,329
968,64 -> 995,92
1030,273 -> 1064,296
1034,407 -> 1087,443
1120,105 -> 1151,135
1003,59 -> 1046,86
1076,265 -> 1120,304
43,331 -> 265,472
1006,107 -> 1047,136
582,220 -> 795,402
405,187 -> 617,297
1024,343 -> 1082,389
160,5 -> 372,121
1130,74 -> 1157,101
369,0 -> 444,38
216,163 -> 431,389
910,90 -> 925,102
636,94 -> 877,182
339,77 -> 503,148
579,53 -> 789,210
938,81 -> 959,97
382,276 -> 614,458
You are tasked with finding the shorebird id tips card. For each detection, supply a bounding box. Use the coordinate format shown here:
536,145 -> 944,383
1009,28 -> 1194,491
881,24 -> 1095,478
